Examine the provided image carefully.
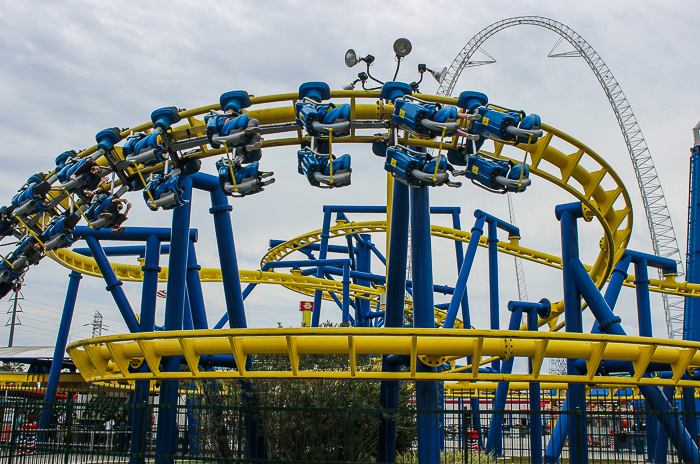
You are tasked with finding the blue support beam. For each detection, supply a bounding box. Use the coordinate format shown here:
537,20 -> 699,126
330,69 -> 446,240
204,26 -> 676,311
379,179 -> 409,463
555,202 -> 588,463
156,177 -> 192,464
186,240 -> 208,330
411,186 -> 439,464
130,234 -> 160,464
85,235 -> 140,333
38,271 -> 81,445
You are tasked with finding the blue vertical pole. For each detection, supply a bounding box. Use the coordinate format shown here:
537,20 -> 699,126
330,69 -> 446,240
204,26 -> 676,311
186,240 -> 208,330
38,271 -> 81,444
208,185 -> 265,459
379,180 -> 410,463
528,309 -> 544,464
312,209 -> 333,327
487,220 -> 500,372
342,261 -> 351,324
411,186 -> 439,464
85,236 -> 140,333
156,178 -> 192,464
685,135 -> 700,341
634,259 -> 659,460
555,202 -> 588,463
209,186 -> 246,330
131,235 -> 160,464
356,234 -> 372,326
486,306 -> 523,456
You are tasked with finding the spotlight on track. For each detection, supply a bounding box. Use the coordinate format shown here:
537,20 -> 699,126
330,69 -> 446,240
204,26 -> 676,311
344,49 -> 375,68
429,66 -> 447,84
341,72 -> 369,91
393,38 -> 412,58
410,64 -> 447,91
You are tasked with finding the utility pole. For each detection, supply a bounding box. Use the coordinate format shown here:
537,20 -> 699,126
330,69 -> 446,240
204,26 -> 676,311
5,281 -> 23,347
85,311 -> 107,338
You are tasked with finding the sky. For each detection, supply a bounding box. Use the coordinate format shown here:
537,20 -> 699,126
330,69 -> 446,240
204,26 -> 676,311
0,0 -> 698,363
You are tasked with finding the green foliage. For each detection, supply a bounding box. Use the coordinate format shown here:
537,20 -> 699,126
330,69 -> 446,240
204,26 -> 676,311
188,322 -> 417,461
0,362 -> 24,372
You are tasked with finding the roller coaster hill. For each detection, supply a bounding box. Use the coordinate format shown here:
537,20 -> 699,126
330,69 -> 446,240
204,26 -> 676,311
1,24 -> 700,464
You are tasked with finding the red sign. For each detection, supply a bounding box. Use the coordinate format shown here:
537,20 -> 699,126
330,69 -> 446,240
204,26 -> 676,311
299,301 -> 314,312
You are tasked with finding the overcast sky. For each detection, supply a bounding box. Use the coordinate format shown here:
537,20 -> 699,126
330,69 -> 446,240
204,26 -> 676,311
0,1 -> 698,357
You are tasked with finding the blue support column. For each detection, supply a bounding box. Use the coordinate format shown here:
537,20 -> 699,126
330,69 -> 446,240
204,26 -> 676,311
130,235 -> 160,464
443,214 -> 486,329
379,179 -> 410,463
634,259 -> 659,460
355,234 -> 372,326
186,240 -> 208,330
487,220 -> 500,372
207,180 -> 265,460
555,202 -> 588,463
38,271 -> 81,444
487,306 -> 523,456
684,135 -> 700,445
411,186 -> 439,464
312,208 -> 333,327
209,186 -> 247,330
451,211 -> 471,331
156,177 -> 192,464
85,235 -> 140,333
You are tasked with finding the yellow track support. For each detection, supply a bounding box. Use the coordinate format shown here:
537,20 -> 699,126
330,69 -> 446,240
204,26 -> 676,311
68,328 -> 700,387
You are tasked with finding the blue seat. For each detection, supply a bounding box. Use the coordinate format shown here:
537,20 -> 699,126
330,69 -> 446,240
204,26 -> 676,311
143,175 -> 188,211
41,213 -> 80,251
384,146 -> 459,188
205,113 -> 263,162
122,132 -> 167,167
297,149 -> 352,188
216,159 -> 275,197
463,155 -> 531,193
392,99 -> 461,138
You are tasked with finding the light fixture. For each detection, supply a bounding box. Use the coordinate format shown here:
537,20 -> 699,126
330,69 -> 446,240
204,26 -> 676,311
430,66 -> 447,84
345,49 -> 358,67
393,38 -> 412,58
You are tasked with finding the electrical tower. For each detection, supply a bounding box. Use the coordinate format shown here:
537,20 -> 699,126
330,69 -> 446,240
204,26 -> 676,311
85,311 -> 107,338
5,281 -> 23,347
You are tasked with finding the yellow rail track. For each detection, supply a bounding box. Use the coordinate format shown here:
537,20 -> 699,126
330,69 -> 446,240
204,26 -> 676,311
67,328 -> 700,387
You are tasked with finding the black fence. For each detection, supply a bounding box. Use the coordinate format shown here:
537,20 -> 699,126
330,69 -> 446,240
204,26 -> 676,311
0,379 -> 694,463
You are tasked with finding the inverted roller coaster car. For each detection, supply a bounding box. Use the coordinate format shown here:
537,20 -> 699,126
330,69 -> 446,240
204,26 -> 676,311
122,131 -> 168,167
11,177 -> 52,218
295,83 -> 351,138
143,174 -> 188,211
297,148 -> 351,188
205,112 -> 263,158
57,156 -> 105,196
0,206 -> 17,239
85,194 -> 131,231
216,158 -> 275,197
469,106 -> 543,145
384,146 -> 461,188
392,98 -> 462,138
0,237 -> 42,284
462,155 -> 530,193
41,213 -> 80,251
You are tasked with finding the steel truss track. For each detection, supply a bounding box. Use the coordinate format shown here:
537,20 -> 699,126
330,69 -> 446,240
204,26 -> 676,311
438,16 -> 685,338
67,327 -> 700,386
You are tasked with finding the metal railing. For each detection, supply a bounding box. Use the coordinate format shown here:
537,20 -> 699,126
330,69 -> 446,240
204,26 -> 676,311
0,380 -> 693,463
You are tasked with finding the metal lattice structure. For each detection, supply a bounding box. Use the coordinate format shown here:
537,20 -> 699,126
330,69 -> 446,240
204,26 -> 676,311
507,193 -> 528,302
438,16 -> 685,338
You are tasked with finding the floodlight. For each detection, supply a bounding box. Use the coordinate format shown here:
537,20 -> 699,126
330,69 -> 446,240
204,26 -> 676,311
393,38 -> 412,58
